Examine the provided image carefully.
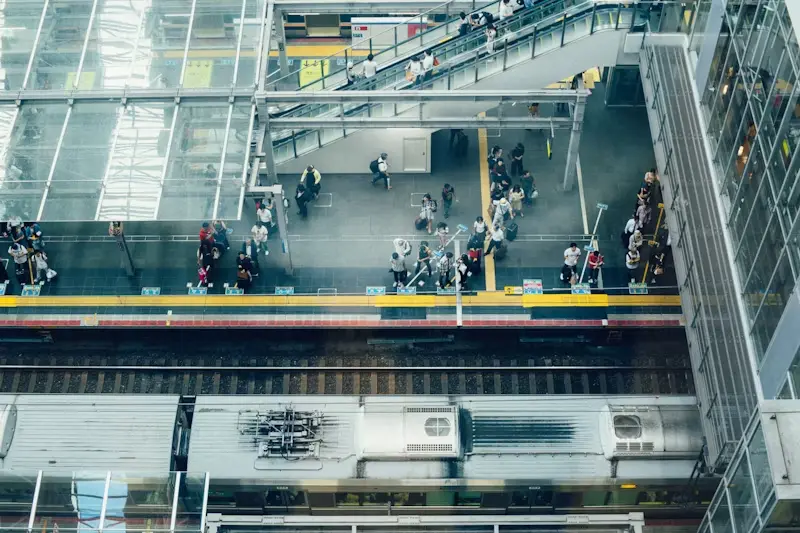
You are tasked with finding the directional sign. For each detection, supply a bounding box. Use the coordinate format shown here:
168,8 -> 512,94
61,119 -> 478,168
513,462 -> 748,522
628,282 -> 649,295
225,287 -> 245,295
437,287 -> 456,295
596,203 -> 608,210
583,245 -> 594,252
397,287 -> 417,295
504,286 -> 523,295
0,283 -> 6,296
571,283 -> 591,295
189,287 -> 208,295
366,286 -> 386,295
141,287 -> 161,296
456,224 -> 468,233
275,287 -> 295,295
523,279 -> 543,295
21,285 -> 41,297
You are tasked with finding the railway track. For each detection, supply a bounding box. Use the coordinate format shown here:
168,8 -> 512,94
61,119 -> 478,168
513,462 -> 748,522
0,355 -> 694,395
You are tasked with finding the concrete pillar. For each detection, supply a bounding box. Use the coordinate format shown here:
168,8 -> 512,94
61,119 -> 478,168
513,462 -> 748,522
562,95 -> 586,191
274,9 -> 290,79
273,186 -> 294,275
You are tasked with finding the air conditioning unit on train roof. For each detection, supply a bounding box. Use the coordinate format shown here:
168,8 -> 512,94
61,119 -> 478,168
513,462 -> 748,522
356,405 -> 460,460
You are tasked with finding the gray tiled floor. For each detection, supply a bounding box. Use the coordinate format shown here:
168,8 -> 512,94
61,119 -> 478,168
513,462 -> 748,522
3,82 -> 676,296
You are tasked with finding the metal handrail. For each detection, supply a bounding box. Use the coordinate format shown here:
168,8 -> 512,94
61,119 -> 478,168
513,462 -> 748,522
264,0 -> 497,87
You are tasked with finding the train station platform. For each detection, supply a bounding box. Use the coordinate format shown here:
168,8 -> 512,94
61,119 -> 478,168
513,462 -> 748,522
0,83 -> 681,330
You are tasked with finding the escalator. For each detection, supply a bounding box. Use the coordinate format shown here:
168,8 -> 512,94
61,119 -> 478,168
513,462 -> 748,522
269,0 -> 646,165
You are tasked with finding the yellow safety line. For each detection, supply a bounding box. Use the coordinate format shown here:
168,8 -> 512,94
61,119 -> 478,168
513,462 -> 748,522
477,115 -> 496,292
641,202 -> 665,284
0,294 -> 681,309
162,46 -> 372,59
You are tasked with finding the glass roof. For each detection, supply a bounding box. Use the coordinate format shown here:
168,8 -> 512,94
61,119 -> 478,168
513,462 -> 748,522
0,0 -> 264,222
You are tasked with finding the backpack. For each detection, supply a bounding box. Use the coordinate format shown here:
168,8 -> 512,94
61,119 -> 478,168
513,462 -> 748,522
430,199 -> 438,212
369,159 -> 380,173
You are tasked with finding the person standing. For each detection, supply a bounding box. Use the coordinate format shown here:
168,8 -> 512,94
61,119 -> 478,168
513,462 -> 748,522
456,254 -> 471,291
621,215 -> 636,248
421,193 -> 436,234
587,250 -> 604,285
499,0 -> 514,20
509,184 -> 525,218
485,224 -> 505,256
435,222 -> 449,249
473,216 -> 487,243
441,183 -> 456,219
629,229 -> 644,251
390,252 -> 408,288
362,54 -> 378,87
636,201 -> 652,230
212,220 -> 230,250
295,183 -> 311,219
240,239 -> 260,275
370,153 -> 391,189
301,165 -> 322,199
437,252 -> 454,288
422,49 -> 436,85
257,202 -> 273,228
485,24 -> 497,56
25,223 -> 44,252
405,56 -> 423,87
458,11 -> 472,36
510,143 -> 525,177
250,220 -> 269,256
199,222 -> 215,244
625,246 -> 641,282
235,264 -> 253,293
563,242 -> 581,279
520,170 -> 535,206
487,145 -> 502,170
415,241 -> 433,283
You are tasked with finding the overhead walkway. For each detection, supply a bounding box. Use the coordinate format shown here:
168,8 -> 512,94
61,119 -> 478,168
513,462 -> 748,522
266,0 -> 644,165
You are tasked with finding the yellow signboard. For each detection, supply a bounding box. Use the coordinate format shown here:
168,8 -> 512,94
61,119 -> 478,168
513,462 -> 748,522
504,286 -> 523,295
66,71 -> 96,90
299,59 -> 329,90
183,60 -> 214,89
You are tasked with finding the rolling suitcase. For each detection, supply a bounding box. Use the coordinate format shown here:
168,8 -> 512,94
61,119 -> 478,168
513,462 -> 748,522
493,244 -> 507,261
415,217 -> 427,231
505,221 -> 518,242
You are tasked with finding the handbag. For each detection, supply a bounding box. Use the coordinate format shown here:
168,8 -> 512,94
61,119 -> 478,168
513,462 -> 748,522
531,189 -> 539,199
45,268 -> 57,280
405,71 -> 415,82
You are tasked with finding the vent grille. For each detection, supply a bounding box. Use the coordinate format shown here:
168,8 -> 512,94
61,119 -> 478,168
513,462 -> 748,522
615,442 -> 655,452
405,407 -> 453,413
407,443 -> 454,452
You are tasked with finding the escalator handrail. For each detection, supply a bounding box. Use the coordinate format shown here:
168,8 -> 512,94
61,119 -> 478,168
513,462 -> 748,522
271,0 -> 600,128
271,1 -> 633,150
264,0 -> 499,88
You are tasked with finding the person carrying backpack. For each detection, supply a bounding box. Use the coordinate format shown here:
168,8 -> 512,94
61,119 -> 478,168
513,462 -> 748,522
370,153 -> 391,190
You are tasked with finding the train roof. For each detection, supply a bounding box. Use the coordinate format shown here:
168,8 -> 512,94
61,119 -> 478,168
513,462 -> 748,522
0,395 -> 180,473
188,395 -> 700,481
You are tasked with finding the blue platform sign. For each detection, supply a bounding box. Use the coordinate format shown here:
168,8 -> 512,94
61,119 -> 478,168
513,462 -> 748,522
188,286 -> 208,295
275,286 -> 294,295
584,245 -> 594,252
628,282 -> 649,295
397,287 -> 416,295
21,285 -> 41,297
366,286 -> 386,295
0,283 -> 6,296
141,287 -> 161,296
571,283 -> 591,295
225,287 -> 245,295
437,287 -> 456,295
456,224 -> 468,233
596,203 -> 609,210
523,279 -> 543,294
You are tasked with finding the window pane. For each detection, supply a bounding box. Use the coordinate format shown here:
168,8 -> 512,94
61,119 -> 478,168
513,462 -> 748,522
28,2 -> 94,90
182,0 -> 246,89
711,488 -> 734,533
748,425 -> 774,510
335,493 -> 360,506
751,250 -> 793,356
456,491 -> 481,506
0,1 -> 46,91
728,455 -> 757,532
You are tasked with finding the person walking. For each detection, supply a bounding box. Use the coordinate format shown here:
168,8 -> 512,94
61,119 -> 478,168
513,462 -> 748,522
415,241 -> 434,283
499,0 -> 514,20
636,200 -> 652,230
563,242 -> 581,280
510,143 -> 525,177
362,54 -> 378,81
473,216 -> 487,243
437,251 -> 454,288
509,184 -> 525,218
441,183 -> 456,219
587,250 -> 604,285
629,229 -> 644,251
370,153 -> 391,189
485,223 -> 505,256
250,220 -> 269,256
435,222 -> 449,249
420,193 -> 436,234
240,239 -> 260,275
621,215 -> 636,248
301,165 -> 321,199
257,201 -> 273,228
485,23 -> 497,56
295,183 -> 311,219
235,264 -> 253,293
390,252 -> 408,288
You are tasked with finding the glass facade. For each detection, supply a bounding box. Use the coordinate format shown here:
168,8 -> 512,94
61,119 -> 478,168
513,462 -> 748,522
697,0 -> 800,360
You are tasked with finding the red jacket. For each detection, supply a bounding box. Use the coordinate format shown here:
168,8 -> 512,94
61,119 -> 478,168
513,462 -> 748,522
588,252 -> 604,269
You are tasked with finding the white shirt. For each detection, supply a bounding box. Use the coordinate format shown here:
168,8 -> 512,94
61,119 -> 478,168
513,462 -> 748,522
422,54 -> 435,72
626,251 -> 640,269
257,207 -> 272,224
251,224 -> 268,243
499,1 -> 514,19
362,59 -> 377,78
564,247 -> 581,266
624,218 -> 636,233
474,220 -> 487,233
407,60 -> 422,75
486,28 -> 497,41
491,228 -> 504,242
378,161 -> 388,172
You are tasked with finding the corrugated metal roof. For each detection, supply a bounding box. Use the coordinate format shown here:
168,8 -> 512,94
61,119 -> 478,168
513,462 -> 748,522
0,395 -> 179,473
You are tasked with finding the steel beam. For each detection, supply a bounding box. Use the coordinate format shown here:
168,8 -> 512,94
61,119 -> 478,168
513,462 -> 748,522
256,0 -> 274,92
274,8 -> 290,79
272,0 -> 478,14
269,116 -> 574,129
563,94 -> 587,192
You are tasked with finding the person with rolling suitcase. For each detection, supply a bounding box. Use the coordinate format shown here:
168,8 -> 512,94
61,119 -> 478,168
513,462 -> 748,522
505,220 -> 518,242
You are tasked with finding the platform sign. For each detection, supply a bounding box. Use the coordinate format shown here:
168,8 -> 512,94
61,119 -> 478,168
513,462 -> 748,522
225,287 -> 245,295
456,224 -> 468,233
188,286 -> 208,295
397,287 -> 416,295
437,287 -> 456,295
0,283 -> 6,296
275,286 -> 294,295
504,286 -> 523,295
366,286 -> 386,295
628,282 -> 649,295
141,287 -> 161,296
596,203 -> 609,210
21,284 -> 41,297
523,279 -> 543,295
571,283 -> 591,295
584,245 -> 594,252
